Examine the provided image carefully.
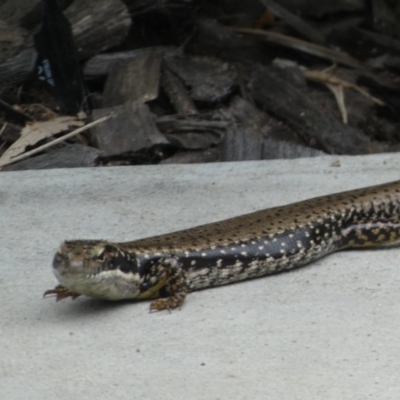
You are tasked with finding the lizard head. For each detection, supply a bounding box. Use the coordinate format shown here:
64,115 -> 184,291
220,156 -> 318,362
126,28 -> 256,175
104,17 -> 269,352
51,240 -> 142,300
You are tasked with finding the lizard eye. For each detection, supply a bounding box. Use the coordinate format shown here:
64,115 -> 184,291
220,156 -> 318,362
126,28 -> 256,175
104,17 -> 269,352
52,252 -> 64,269
97,250 -> 107,263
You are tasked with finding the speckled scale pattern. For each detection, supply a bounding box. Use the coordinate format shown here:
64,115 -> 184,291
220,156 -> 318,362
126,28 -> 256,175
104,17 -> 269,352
119,180 -> 400,291
46,180 -> 400,309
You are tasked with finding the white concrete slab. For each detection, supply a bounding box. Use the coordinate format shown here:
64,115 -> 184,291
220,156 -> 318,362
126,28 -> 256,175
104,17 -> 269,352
1,154 -> 400,400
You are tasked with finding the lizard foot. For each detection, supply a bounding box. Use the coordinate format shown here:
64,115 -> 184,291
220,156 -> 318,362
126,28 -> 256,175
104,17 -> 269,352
149,258 -> 189,312
43,285 -> 81,301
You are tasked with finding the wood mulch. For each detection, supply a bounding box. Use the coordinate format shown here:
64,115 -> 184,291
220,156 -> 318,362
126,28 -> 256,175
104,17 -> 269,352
1,0 -> 400,171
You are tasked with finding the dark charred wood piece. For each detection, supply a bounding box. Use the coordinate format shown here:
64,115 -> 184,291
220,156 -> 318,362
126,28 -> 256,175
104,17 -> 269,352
161,63 -> 198,115
156,114 -> 225,150
189,19 -> 272,65
249,66 -> 371,155
166,55 -> 238,103
0,47 -> 37,91
258,0 -> 326,45
160,148 -> 221,164
2,143 -> 101,171
275,0 -> 364,18
102,52 -> 162,107
91,102 -> 169,156
156,115 -> 228,133
65,0 -> 131,60
83,47 -> 179,79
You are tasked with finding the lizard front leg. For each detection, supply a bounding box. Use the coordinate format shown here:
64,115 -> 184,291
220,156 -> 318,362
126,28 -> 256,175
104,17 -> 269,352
140,257 -> 189,312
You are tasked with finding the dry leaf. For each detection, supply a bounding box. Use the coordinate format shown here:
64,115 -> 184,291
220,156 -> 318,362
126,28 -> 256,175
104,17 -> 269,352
0,115 -> 85,166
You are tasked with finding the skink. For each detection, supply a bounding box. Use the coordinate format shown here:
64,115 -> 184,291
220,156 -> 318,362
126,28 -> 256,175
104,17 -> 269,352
45,180 -> 400,311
